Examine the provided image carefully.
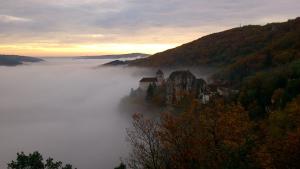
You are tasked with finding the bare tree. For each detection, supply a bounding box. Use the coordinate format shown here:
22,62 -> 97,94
126,113 -> 164,169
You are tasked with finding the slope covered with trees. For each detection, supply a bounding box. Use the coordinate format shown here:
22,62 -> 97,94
122,17 -> 300,169
130,18 -> 300,81
124,95 -> 300,169
127,17 -> 300,122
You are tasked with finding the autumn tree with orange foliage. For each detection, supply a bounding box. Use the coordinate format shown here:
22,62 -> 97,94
256,96 -> 300,169
159,99 -> 255,169
126,99 -> 256,169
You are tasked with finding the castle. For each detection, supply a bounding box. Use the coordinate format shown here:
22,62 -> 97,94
137,69 -> 235,105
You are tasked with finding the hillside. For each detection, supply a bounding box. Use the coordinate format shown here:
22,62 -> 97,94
124,18 -> 300,169
129,17 -> 300,119
129,17 -> 300,81
0,55 -> 44,66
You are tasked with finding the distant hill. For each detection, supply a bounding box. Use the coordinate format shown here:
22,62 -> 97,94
0,55 -> 44,66
75,53 -> 149,59
102,60 -> 128,66
129,17 -> 300,81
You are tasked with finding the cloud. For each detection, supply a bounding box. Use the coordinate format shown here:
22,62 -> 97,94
0,0 -> 299,56
0,15 -> 32,23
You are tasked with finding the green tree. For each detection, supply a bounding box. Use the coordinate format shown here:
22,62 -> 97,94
7,151 -> 76,169
114,162 -> 126,169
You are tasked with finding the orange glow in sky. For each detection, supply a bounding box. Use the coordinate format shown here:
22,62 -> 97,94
0,43 -> 178,56
0,0 -> 299,57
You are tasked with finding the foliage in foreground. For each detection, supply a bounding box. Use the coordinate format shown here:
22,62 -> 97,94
126,96 -> 300,169
7,151 -> 76,169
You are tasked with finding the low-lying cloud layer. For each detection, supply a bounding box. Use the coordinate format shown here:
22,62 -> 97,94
0,0 -> 299,56
0,59 -> 146,169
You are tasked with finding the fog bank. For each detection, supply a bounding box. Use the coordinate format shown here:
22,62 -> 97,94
0,58 -> 213,169
0,58 -> 144,169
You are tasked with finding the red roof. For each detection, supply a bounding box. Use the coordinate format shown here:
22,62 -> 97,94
139,77 -> 157,82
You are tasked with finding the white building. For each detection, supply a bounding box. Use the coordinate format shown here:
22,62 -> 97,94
139,70 -> 164,90
139,77 -> 157,90
201,94 -> 210,104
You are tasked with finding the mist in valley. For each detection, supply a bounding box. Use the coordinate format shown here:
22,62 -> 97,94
0,58 -> 212,169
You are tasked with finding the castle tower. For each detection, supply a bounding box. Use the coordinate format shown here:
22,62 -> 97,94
156,69 -> 164,85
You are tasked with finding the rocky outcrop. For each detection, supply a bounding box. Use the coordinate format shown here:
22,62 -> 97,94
166,70 -> 207,105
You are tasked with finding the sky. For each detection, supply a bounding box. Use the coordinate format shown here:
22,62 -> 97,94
0,0 -> 299,57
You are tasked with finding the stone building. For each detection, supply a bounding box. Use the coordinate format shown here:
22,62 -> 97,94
166,70 -> 207,105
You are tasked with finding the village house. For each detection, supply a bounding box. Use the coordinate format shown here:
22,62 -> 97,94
139,70 -> 165,90
207,80 -> 237,97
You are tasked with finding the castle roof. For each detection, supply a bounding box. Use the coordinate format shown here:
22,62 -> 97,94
140,77 -> 157,82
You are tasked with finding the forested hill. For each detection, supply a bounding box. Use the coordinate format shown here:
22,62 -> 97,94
122,18 -> 300,169
130,17 -> 300,120
0,55 -> 44,66
129,17 -> 300,73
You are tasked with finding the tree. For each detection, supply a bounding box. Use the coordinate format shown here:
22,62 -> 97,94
126,113 -> 164,169
159,99 -> 255,169
7,151 -> 76,169
256,95 -> 300,169
160,109 -> 203,169
114,162 -> 126,169
45,158 -> 62,169
146,84 -> 156,101
198,100 -> 255,169
126,97 -> 258,169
